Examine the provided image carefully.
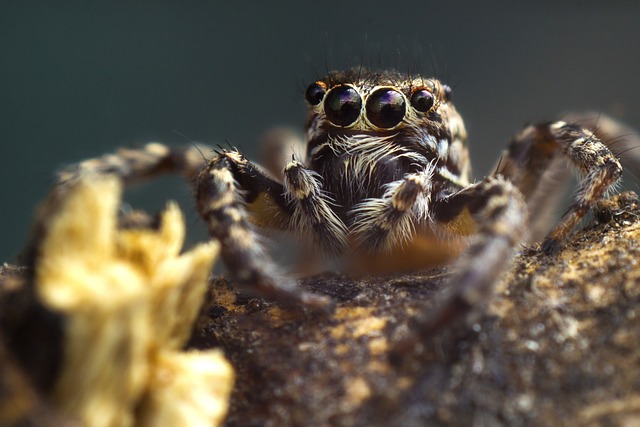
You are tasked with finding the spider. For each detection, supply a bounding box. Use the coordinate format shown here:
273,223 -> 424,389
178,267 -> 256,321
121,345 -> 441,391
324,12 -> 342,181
58,68 -> 623,344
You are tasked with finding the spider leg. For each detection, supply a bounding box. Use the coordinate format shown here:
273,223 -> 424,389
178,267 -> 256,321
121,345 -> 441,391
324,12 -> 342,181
495,121 -> 622,252
195,150 -> 329,308
393,176 -> 527,355
57,143 -> 329,308
562,112 -> 640,176
282,159 -> 349,255
350,166 -> 435,252
56,142 -> 210,186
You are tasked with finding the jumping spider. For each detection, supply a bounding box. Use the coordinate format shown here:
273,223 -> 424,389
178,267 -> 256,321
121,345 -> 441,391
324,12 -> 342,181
59,68 -> 623,344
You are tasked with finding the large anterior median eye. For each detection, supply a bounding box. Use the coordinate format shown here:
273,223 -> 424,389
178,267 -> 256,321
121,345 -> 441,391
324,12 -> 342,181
324,85 -> 362,127
366,88 -> 406,129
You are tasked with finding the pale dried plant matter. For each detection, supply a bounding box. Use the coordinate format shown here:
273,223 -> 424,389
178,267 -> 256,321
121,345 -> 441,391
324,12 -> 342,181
33,174 -> 233,427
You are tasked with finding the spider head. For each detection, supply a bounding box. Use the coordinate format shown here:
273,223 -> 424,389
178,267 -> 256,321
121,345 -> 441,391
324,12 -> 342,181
304,69 -> 465,144
302,69 -> 470,218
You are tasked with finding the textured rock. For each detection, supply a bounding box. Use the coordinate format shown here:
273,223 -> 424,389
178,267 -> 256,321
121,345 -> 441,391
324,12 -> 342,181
194,192 -> 640,427
2,178 -> 639,426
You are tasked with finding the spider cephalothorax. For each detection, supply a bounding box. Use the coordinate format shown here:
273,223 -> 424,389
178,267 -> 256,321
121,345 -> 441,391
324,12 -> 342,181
297,70 -> 470,256
58,67 -> 624,340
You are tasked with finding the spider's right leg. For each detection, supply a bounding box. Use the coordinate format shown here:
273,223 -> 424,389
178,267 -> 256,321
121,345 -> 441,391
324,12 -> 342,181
57,143 -> 329,308
194,151 -> 330,308
56,142 -> 209,186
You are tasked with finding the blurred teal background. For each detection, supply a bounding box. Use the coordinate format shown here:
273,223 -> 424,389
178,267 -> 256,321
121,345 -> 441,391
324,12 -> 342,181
2,1 -> 640,262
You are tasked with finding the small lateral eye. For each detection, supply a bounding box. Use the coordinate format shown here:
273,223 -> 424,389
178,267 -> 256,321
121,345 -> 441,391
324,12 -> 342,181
305,82 -> 326,105
324,85 -> 362,127
443,84 -> 453,101
410,89 -> 435,112
365,88 -> 406,129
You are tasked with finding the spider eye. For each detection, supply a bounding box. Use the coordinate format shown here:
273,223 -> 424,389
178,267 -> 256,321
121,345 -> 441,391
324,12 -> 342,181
443,84 -> 453,101
324,85 -> 362,127
365,88 -> 406,129
305,82 -> 326,106
410,89 -> 435,112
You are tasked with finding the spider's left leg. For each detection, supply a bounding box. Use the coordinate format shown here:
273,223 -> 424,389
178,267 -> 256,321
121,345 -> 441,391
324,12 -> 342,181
393,176 -> 528,353
495,121 -> 623,252
194,150 -> 329,308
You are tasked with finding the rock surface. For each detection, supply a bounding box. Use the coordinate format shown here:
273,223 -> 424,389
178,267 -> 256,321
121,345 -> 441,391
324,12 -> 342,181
2,186 -> 640,426
193,192 -> 640,427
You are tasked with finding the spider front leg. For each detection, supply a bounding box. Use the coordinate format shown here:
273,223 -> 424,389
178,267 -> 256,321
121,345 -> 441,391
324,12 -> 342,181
194,150 -> 329,308
56,142 -> 211,187
393,177 -> 528,356
496,121 -> 623,251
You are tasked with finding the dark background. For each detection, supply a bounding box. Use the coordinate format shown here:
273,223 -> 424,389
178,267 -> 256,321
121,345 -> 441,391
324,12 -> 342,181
2,1 -> 640,262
